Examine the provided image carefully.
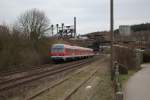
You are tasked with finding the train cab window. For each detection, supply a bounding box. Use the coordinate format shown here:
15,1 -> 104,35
51,48 -> 64,53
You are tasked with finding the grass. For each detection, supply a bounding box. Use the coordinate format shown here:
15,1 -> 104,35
91,71 -> 114,100
120,70 -> 137,84
90,59 -> 114,100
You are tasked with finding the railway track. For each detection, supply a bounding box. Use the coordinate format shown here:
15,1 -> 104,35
0,58 -> 95,93
0,63 -> 54,76
30,70 -> 97,100
0,61 -> 76,76
63,70 -> 97,100
0,62 -> 75,83
27,56 -> 103,100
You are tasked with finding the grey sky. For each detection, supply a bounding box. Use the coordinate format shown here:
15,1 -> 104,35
0,0 -> 149,34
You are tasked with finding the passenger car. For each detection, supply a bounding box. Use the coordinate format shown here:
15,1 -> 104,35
50,44 -> 94,61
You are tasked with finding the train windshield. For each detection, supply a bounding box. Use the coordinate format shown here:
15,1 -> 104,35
51,48 -> 64,53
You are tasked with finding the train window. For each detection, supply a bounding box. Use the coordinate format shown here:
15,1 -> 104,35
66,48 -> 74,53
51,48 -> 64,53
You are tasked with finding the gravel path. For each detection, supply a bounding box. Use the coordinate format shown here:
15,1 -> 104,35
124,63 -> 150,100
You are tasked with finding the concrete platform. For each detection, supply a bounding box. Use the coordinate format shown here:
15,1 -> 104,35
124,63 -> 150,100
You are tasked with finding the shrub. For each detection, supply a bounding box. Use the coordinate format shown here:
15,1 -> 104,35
143,50 -> 150,62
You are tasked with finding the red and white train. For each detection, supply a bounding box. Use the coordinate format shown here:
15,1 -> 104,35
50,44 -> 94,61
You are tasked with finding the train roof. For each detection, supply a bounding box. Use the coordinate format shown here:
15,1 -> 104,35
52,44 -> 93,51
52,44 -> 72,48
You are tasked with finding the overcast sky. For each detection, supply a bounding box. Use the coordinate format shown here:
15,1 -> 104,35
0,0 -> 150,34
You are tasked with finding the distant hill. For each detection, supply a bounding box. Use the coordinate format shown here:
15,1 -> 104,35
131,23 -> 150,32
114,23 -> 150,33
84,31 -> 111,42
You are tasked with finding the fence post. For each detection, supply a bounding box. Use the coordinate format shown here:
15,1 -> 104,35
113,61 -> 123,100
116,92 -> 123,100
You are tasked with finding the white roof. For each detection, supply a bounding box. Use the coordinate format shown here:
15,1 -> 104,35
52,44 -> 93,51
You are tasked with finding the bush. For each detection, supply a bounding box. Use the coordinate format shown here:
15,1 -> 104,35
143,50 -> 150,62
0,25 -> 57,71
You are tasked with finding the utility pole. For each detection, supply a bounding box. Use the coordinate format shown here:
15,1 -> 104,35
110,0 -> 114,80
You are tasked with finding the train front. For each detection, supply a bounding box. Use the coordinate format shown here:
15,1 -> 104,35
50,44 -> 66,61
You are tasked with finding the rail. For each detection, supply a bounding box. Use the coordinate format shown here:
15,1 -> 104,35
0,58 -> 95,93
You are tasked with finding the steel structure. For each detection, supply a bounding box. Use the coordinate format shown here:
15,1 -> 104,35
51,17 -> 77,39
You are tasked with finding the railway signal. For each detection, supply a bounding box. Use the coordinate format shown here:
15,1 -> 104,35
53,17 -> 77,38
51,25 -> 54,36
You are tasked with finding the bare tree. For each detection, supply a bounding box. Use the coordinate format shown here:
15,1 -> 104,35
0,24 -> 9,35
17,8 -> 50,40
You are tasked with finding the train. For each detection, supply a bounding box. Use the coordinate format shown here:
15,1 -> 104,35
50,44 -> 94,61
